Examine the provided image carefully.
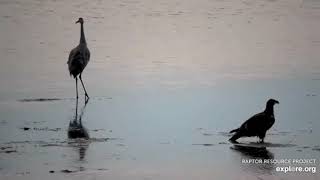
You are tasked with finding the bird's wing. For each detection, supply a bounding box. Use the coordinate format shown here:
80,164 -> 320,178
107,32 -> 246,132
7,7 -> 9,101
240,112 -> 265,131
265,116 -> 275,130
69,47 -> 89,66
86,48 -> 90,60
68,47 -> 78,65
67,45 -> 90,77
83,47 -> 90,67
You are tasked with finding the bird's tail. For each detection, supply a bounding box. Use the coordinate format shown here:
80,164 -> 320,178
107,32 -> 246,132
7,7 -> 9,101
229,128 -> 239,133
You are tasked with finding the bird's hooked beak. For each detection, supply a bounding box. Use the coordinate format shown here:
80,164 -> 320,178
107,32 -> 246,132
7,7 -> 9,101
275,100 -> 279,104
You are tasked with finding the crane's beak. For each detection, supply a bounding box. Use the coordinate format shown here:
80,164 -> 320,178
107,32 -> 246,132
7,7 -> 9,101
75,20 -> 80,24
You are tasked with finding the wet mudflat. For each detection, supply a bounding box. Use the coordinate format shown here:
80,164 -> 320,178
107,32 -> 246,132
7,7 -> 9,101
0,82 -> 319,180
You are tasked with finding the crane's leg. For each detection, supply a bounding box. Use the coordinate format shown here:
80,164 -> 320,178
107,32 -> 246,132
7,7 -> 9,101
75,77 -> 79,99
75,97 -> 78,121
79,74 -> 89,100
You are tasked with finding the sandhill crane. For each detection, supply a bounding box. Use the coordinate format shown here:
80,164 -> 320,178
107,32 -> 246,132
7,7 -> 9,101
68,17 -> 90,100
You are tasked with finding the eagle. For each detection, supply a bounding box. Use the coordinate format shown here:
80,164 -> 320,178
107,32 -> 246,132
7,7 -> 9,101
229,99 -> 279,143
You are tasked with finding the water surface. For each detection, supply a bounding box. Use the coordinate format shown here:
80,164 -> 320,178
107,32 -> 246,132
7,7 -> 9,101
0,0 -> 319,179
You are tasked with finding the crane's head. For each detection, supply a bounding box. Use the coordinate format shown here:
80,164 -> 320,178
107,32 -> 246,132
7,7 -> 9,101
76,17 -> 84,24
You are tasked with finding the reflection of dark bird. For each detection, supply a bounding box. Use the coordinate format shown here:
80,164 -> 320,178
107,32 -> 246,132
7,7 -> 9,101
229,99 -> 279,143
68,99 -> 89,139
231,145 -> 274,159
230,145 -> 274,174
68,17 -> 90,100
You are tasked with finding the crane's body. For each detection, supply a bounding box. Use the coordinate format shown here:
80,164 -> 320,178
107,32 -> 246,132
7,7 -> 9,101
68,44 -> 90,77
68,18 -> 90,100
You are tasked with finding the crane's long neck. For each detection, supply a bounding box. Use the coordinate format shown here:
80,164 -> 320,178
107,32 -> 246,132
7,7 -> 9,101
80,23 -> 86,44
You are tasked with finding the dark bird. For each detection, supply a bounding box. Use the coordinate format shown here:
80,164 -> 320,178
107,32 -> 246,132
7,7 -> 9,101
68,17 -> 90,100
229,99 -> 279,143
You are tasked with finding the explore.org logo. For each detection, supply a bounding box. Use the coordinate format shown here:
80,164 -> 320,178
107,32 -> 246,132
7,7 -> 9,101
241,158 -> 317,174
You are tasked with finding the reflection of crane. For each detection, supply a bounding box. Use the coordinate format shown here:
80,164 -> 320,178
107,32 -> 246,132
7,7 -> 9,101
68,98 -> 89,139
68,17 -> 90,100
68,99 -> 90,164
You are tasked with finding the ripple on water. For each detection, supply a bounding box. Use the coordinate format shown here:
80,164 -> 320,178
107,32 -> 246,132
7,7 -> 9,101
1,137 -> 119,148
247,142 -> 297,148
18,98 -> 65,102
18,96 -> 112,102
192,143 -> 214,147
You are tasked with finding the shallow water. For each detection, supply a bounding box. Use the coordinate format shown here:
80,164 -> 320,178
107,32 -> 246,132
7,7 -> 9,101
0,0 -> 320,179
